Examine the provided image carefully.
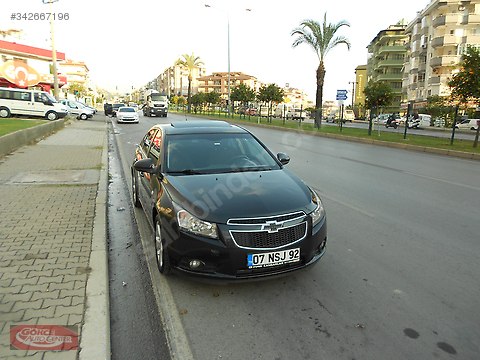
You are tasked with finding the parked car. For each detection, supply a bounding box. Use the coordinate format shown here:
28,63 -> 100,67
131,120 -> 327,280
343,109 -> 355,122
455,118 -> 479,130
77,101 -> 97,114
286,108 -> 307,121
59,99 -> 94,120
116,106 -> 139,123
0,87 -> 68,120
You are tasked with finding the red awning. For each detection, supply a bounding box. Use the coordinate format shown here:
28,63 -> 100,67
0,39 -> 65,61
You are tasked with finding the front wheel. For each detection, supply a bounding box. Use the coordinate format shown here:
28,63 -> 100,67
46,111 -> 58,121
79,113 -> 88,120
154,215 -> 171,275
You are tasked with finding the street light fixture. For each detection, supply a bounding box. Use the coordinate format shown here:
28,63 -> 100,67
42,0 -> 60,100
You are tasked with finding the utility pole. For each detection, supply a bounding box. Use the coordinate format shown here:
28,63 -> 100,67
42,0 -> 60,100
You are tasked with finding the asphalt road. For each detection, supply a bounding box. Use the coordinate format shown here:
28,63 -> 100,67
110,111 -> 480,360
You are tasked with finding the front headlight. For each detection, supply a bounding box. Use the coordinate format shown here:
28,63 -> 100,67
177,208 -> 218,239
310,190 -> 325,227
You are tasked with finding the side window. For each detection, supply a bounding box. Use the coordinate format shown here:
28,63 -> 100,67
0,89 -> 11,99
149,130 -> 163,164
12,91 -> 31,101
34,93 -> 43,103
141,129 -> 157,154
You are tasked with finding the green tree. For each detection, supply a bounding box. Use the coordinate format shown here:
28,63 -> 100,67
68,82 -> 87,99
190,92 -> 206,113
231,83 -> 256,116
257,84 -> 284,122
291,14 -> 350,128
175,53 -> 204,113
364,80 -> 394,135
426,95 -> 451,127
448,46 -> 480,147
205,91 -> 221,113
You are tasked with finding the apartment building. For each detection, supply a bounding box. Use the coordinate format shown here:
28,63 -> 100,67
367,24 -> 409,113
156,64 -> 207,97
197,72 -> 261,100
403,0 -> 480,108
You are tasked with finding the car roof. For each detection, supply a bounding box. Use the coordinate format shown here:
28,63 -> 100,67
152,121 -> 248,135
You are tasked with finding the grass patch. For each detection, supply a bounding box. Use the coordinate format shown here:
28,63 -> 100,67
0,118 -> 47,137
172,110 -> 479,154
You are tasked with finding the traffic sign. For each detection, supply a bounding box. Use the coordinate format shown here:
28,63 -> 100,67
337,89 -> 348,95
336,95 -> 347,100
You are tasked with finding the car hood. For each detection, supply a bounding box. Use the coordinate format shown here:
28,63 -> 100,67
164,169 -> 315,223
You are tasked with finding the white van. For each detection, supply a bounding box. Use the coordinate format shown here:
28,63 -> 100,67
0,87 -> 68,120
408,114 -> 432,128
455,118 -> 479,130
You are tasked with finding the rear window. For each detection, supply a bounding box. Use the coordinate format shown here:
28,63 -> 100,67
119,107 -> 135,112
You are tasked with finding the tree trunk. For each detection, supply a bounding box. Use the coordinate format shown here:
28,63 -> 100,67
315,62 -> 326,128
187,75 -> 192,113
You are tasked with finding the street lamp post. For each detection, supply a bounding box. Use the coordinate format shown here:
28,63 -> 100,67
42,0 -> 60,100
348,81 -> 356,109
205,4 -> 251,117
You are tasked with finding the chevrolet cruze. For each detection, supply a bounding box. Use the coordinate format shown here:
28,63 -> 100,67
131,120 -> 327,280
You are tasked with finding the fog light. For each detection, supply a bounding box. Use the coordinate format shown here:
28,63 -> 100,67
189,259 -> 205,269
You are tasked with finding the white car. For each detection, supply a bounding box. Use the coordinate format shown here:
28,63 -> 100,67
60,99 -> 94,120
455,119 -> 479,131
116,106 -> 139,123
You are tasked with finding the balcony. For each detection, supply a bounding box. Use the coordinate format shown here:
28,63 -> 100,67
432,14 -> 459,28
430,55 -> 460,68
376,73 -> 403,81
376,59 -> 404,67
377,45 -> 407,54
431,37 -> 444,48
429,76 -> 440,85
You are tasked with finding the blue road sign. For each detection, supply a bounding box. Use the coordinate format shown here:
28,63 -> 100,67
337,89 -> 348,95
336,95 -> 347,100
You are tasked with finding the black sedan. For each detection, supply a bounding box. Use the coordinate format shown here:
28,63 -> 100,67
131,120 -> 327,280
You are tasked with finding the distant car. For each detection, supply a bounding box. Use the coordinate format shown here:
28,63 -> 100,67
131,120 -> 327,280
59,99 -> 94,120
286,108 -> 306,121
112,103 -> 126,117
455,119 -> 479,130
116,106 -> 139,123
245,108 -> 257,116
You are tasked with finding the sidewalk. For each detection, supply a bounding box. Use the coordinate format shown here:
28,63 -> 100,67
0,116 -> 110,359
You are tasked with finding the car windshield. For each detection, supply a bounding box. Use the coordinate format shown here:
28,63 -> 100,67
44,93 -> 57,103
119,107 -> 135,112
164,133 -> 281,174
113,103 -> 125,109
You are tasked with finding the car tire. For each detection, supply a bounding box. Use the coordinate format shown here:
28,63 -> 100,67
79,113 -> 88,120
46,111 -> 58,121
132,171 -> 141,208
154,215 -> 171,275
0,106 -> 11,118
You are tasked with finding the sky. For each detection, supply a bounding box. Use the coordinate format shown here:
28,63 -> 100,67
3,0 -> 432,102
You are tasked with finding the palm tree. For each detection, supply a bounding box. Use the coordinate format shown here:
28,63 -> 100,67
291,14 -> 351,127
175,53 -> 204,113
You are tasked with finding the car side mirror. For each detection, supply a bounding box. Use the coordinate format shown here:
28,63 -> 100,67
277,152 -> 290,165
134,158 -> 157,173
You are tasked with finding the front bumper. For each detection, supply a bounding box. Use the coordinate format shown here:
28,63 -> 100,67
164,216 -> 327,281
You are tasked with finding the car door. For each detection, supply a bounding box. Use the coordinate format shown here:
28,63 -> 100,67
12,90 -> 34,116
141,129 -> 164,213
136,129 -> 159,208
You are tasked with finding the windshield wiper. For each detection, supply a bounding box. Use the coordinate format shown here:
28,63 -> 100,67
168,169 -> 205,175
221,166 -> 273,173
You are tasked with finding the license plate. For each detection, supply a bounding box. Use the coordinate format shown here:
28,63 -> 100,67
247,248 -> 300,269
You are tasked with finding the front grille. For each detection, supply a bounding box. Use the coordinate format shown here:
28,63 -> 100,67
231,222 -> 307,249
228,211 -> 304,225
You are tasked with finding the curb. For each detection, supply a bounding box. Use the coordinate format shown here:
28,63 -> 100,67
0,118 -> 65,158
79,119 -> 111,360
